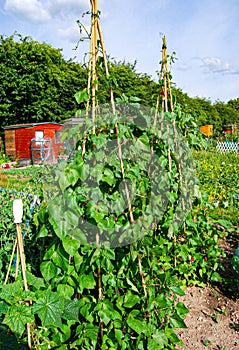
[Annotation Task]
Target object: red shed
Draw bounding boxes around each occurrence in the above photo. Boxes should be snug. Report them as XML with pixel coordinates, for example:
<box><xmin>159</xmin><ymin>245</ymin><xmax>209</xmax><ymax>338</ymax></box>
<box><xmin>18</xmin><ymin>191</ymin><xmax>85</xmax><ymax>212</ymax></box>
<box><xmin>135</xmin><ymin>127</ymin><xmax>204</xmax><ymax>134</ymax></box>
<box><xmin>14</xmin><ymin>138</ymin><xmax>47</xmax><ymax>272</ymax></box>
<box><xmin>4</xmin><ymin>122</ymin><xmax>63</xmax><ymax>164</ymax></box>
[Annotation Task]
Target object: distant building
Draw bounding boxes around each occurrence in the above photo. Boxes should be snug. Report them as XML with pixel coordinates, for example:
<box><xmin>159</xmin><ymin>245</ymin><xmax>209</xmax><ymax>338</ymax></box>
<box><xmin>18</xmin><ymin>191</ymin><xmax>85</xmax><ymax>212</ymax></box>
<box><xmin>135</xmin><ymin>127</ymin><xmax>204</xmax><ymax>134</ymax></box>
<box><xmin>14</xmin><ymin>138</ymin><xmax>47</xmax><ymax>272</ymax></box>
<box><xmin>3</xmin><ymin>122</ymin><xmax>63</xmax><ymax>164</ymax></box>
<box><xmin>222</xmin><ymin>124</ymin><xmax>238</xmax><ymax>134</ymax></box>
<box><xmin>199</xmin><ymin>125</ymin><xmax>213</xmax><ymax>138</ymax></box>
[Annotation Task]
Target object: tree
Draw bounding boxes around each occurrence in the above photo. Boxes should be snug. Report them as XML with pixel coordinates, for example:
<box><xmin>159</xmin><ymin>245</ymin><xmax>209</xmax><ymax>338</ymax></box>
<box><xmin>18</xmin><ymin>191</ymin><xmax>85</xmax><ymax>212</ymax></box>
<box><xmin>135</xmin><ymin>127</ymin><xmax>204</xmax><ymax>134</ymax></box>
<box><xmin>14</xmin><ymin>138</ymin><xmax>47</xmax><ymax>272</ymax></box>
<box><xmin>0</xmin><ymin>34</ymin><xmax>87</xmax><ymax>129</ymax></box>
<box><xmin>214</xmin><ymin>100</ymin><xmax>239</xmax><ymax>131</ymax></box>
<box><xmin>227</xmin><ymin>98</ymin><xmax>239</xmax><ymax>123</ymax></box>
<box><xmin>95</xmin><ymin>59</ymin><xmax>158</xmax><ymax>106</ymax></box>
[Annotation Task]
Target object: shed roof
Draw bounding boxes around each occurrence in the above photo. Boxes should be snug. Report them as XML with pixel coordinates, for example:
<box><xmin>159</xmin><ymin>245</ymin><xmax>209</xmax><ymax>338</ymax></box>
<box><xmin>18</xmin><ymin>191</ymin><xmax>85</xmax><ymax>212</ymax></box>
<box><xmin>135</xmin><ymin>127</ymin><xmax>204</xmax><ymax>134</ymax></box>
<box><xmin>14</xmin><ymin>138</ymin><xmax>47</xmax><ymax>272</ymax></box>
<box><xmin>61</xmin><ymin>117</ymin><xmax>84</xmax><ymax>128</ymax></box>
<box><xmin>4</xmin><ymin>122</ymin><xmax>61</xmax><ymax>130</ymax></box>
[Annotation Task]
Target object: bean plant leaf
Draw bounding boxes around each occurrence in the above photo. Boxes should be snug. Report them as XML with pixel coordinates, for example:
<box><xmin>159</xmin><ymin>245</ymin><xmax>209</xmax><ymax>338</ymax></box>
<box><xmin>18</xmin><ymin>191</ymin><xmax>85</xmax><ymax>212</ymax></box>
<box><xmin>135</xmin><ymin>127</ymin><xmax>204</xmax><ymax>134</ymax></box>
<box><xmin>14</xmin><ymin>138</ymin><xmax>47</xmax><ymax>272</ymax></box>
<box><xmin>155</xmin><ymin>293</ymin><xmax>172</xmax><ymax>308</ymax></box>
<box><xmin>26</xmin><ymin>271</ymin><xmax>45</xmax><ymax>290</ymax></box>
<box><xmin>57</xmin><ymin>284</ymin><xmax>74</xmax><ymax>299</ymax></box>
<box><xmin>78</xmin><ymin>273</ymin><xmax>96</xmax><ymax>292</ymax></box>
<box><xmin>127</xmin><ymin>314</ymin><xmax>146</xmax><ymax>334</ymax></box>
<box><xmin>169</xmin><ymin>313</ymin><xmax>187</xmax><ymax>328</ymax></box>
<box><xmin>65</xmin><ymin>168</ymin><xmax>80</xmax><ymax>187</ymax></box>
<box><xmin>126</xmin><ymin>278</ymin><xmax>139</xmax><ymax>293</ymax></box>
<box><xmin>152</xmin><ymin>330</ymin><xmax>168</xmax><ymax>347</ymax></box>
<box><xmin>175</xmin><ymin>301</ymin><xmax>189</xmax><ymax>318</ymax></box>
<box><xmin>33</xmin><ymin>290</ymin><xmax>64</xmax><ymax>327</ymax></box>
<box><xmin>38</xmin><ymin>224</ymin><xmax>48</xmax><ymax>238</ymax></box>
<box><xmin>114</xmin><ymin>328</ymin><xmax>123</xmax><ymax>345</ymax></box>
<box><xmin>165</xmin><ymin>327</ymin><xmax>184</xmax><ymax>345</ymax></box>
<box><xmin>102</xmin><ymin>168</ymin><xmax>116</xmax><ymax>186</ymax></box>
<box><xmin>148</xmin><ymin>333</ymin><xmax>168</xmax><ymax>350</ymax></box>
<box><xmin>217</xmin><ymin>219</ymin><xmax>232</xmax><ymax>229</ymax></box>
<box><xmin>170</xmin><ymin>286</ymin><xmax>185</xmax><ymax>296</ymax></box>
<box><xmin>98</xmin><ymin>309</ymin><xmax>112</xmax><ymax>325</ymax></box>
<box><xmin>51</xmin><ymin>246</ymin><xmax>69</xmax><ymax>271</ymax></box>
<box><xmin>63</xmin><ymin>298</ymin><xmax>79</xmax><ymax>321</ymax></box>
<box><xmin>40</xmin><ymin>261</ymin><xmax>58</xmax><ymax>282</ymax></box>
<box><xmin>124</xmin><ymin>291</ymin><xmax>140</xmax><ymax>308</ymax></box>
<box><xmin>210</xmin><ymin>271</ymin><xmax>222</xmax><ymax>282</ymax></box>
<box><xmin>74</xmin><ymin>89</ymin><xmax>88</xmax><ymax>104</ymax></box>
<box><xmin>62</xmin><ymin>235</ymin><xmax>81</xmax><ymax>256</ymax></box>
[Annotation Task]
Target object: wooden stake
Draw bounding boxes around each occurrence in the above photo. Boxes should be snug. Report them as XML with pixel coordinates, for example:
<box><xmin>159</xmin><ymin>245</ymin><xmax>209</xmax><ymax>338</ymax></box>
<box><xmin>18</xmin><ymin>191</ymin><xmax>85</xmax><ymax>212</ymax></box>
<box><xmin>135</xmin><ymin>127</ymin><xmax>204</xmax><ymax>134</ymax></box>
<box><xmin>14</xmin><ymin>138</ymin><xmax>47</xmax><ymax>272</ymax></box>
<box><xmin>16</xmin><ymin>224</ymin><xmax>32</xmax><ymax>349</ymax></box>
<box><xmin>115</xmin><ymin>125</ymin><xmax>134</xmax><ymax>224</ymax></box>
<box><xmin>95</xmin><ymin>8</ymin><xmax>134</xmax><ymax>224</ymax></box>
<box><xmin>159</xmin><ymin>37</ymin><xmax>181</xmax><ymax>268</ymax></box>
<box><xmin>160</xmin><ymin>36</ymin><xmax>174</xmax><ymax>113</ymax></box>
<box><xmin>90</xmin><ymin>0</ymin><xmax>98</xmax><ymax>134</ymax></box>
<box><xmin>88</xmin><ymin>2</ymin><xmax>104</xmax><ymax>344</ymax></box>
<box><xmin>138</xmin><ymin>256</ymin><xmax>148</xmax><ymax>298</ymax></box>
<box><xmin>97</xmin><ymin>19</ymin><xmax>115</xmax><ymax>113</ymax></box>
<box><xmin>15</xmin><ymin>246</ymin><xmax>20</xmax><ymax>279</ymax></box>
<box><xmin>4</xmin><ymin>238</ymin><xmax>17</xmax><ymax>284</ymax></box>
<box><xmin>16</xmin><ymin>223</ymin><xmax>28</xmax><ymax>291</ymax></box>
<box><xmin>12</xmin><ymin>199</ymin><xmax>31</xmax><ymax>349</ymax></box>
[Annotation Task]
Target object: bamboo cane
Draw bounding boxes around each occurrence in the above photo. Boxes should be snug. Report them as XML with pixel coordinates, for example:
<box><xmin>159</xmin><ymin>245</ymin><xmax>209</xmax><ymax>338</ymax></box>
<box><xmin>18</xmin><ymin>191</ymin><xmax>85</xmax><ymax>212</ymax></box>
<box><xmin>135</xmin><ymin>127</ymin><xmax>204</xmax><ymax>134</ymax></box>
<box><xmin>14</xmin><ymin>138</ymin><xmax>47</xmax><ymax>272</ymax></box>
<box><xmin>161</xmin><ymin>37</ymin><xmax>172</xmax><ymax>173</ymax></box>
<box><xmin>138</xmin><ymin>256</ymin><xmax>148</xmax><ymax>298</ymax></box>
<box><xmin>115</xmin><ymin>125</ymin><xmax>135</xmax><ymax>224</ymax></box>
<box><xmin>159</xmin><ymin>37</ymin><xmax>181</xmax><ymax>268</ymax></box>
<box><xmin>16</xmin><ymin>223</ymin><xmax>28</xmax><ymax>291</ymax></box>
<box><xmin>89</xmin><ymin>2</ymin><xmax>104</xmax><ymax>344</ymax></box>
<box><xmin>97</xmin><ymin>20</ymin><xmax>115</xmax><ymax>113</ymax></box>
<box><xmin>87</xmin><ymin>2</ymin><xmax>135</xmax><ymax>343</ymax></box>
<box><xmin>4</xmin><ymin>238</ymin><xmax>17</xmax><ymax>284</ymax></box>
<box><xmin>85</xmin><ymin>31</ymin><xmax>93</xmax><ymax>117</ymax></box>
<box><xmin>13</xmin><ymin>199</ymin><xmax>32</xmax><ymax>349</ymax></box>
<box><xmin>82</xmin><ymin>27</ymin><xmax>93</xmax><ymax>158</ymax></box>
<box><xmin>161</xmin><ymin>36</ymin><xmax>174</xmax><ymax>113</ymax></box>
<box><xmin>15</xmin><ymin>246</ymin><xmax>20</xmax><ymax>279</ymax></box>
<box><xmin>91</xmin><ymin>0</ymin><xmax>98</xmax><ymax>134</ymax></box>
<box><xmin>95</xmin><ymin>12</ymin><xmax>134</xmax><ymax>224</ymax></box>
<box><xmin>16</xmin><ymin>223</ymin><xmax>32</xmax><ymax>348</ymax></box>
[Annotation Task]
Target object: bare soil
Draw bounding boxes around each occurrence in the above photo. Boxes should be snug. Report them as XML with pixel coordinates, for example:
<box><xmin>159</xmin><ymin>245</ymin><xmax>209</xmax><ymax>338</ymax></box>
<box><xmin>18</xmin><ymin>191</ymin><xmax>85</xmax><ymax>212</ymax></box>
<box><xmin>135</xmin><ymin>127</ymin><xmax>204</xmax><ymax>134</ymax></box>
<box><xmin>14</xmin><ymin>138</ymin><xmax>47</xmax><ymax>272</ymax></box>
<box><xmin>176</xmin><ymin>235</ymin><xmax>239</xmax><ymax>350</ymax></box>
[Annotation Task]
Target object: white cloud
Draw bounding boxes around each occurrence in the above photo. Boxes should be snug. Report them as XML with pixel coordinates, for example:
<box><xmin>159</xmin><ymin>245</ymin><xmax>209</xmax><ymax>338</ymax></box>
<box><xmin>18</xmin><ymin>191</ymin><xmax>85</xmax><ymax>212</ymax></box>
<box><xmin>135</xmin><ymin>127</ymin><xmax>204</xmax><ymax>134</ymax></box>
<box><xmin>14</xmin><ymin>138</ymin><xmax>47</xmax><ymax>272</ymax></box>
<box><xmin>48</xmin><ymin>0</ymin><xmax>89</xmax><ymax>19</ymax></box>
<box><xmin>4</xmin><ymin>0</ymin><xmax>89</xmax><ymax>22</ymax></box>
<box><xmin>4</xmin><ymin>0</ymin><xmax>51</xmax><ymax>22</ymax></box>
<box><xmin>57</xmin><ymin>23</ymin><xmax>90</xmax><ymax>44</ymax></box>
<box><xmin>175</xmin><ymin>63</ymin><xmax>189</xmax><ymax>72</ymax></box>
<box><xmin>201</xmin><ymin>57</ymin><xmax>231</xmax><ymax>73</ymax></box>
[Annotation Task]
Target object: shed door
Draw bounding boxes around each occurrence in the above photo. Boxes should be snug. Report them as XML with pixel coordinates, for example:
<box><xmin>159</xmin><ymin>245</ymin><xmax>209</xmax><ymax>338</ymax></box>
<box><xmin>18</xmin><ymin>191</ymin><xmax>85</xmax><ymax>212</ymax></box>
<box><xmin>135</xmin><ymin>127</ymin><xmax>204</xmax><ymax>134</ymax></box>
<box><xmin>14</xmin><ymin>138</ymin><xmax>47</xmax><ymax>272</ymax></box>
<box><xmin>4</xmin><ymin>129</ymin><xmax>16</xmax><ymax>159</ymax></box>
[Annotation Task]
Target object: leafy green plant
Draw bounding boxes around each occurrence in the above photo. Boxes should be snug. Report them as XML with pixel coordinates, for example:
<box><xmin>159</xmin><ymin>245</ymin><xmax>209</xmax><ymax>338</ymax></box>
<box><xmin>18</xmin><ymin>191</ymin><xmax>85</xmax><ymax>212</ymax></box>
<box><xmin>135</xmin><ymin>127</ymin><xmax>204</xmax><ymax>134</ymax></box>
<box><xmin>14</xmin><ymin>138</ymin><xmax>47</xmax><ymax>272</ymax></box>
<box><xmin>0</xmin><ymin>150</ymin><xmax>9</xmax><ymax>165</ymax></box>
<box><xmin>202</xmin><ymin>339</ymin><xmax>215</xmax><ymax>347</ymax></box>
<box><xmin>231</xmin><ymin>323</ymin><xmax>239</xmax><ymax>332</ymax></box>
<box><xmin>209</xmin><ymin>312</ymin><xmax>220</xmax><ymax>323</ymax></box>
<box><xmin>0</xmin><ymin>13</ymin><xmax>233</xmax><ymax>349</ymax></box>
<box><xmin>0</xmin><ymin>106</ymin><xmax>228</xmax><ymax>349</ymax></box>
<box><xmin>0</xmin><ymin>176</ymin><xmax>42</xmax><ymax>285</ymax></box>
<box><xmin>216</xmin><ymin>307</ymin><xmax>226</xmax><ymax>316</ymax></box>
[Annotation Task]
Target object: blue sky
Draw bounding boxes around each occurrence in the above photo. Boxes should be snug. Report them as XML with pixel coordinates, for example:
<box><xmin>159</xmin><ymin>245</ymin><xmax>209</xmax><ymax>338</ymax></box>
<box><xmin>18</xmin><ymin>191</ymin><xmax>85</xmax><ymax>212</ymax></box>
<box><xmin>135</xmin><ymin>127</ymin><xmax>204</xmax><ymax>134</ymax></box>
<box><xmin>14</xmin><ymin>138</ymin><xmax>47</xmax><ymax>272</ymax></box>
<box><xmin>1</xmin><ymin>0</ymin><xmax>239</xmax><ymax>103</ymax></box>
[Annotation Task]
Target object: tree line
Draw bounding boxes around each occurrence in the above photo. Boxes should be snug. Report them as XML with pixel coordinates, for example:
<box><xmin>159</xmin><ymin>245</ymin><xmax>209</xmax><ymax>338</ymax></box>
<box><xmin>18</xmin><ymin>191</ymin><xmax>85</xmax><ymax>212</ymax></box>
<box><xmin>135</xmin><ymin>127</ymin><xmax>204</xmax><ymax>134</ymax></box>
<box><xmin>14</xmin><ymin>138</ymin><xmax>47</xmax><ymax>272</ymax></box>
<box><xmin>0</xmin><ymin>34</ymin><xmax>238</xmax><ymax>136</ymax></box>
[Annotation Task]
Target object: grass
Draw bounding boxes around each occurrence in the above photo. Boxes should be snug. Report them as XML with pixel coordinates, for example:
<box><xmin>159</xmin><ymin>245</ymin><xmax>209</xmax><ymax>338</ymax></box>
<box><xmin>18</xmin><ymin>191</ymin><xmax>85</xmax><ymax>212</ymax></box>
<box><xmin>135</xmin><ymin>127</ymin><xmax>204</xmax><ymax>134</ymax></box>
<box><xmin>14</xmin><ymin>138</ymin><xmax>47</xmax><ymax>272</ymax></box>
<box><xmin>193</xmin><ymin>149</ymin><xmax>239</xmax><ymax>225</ymax></box>
<box><xmin>0</xmin><ymin>166</ymin><xmax>43</xmax><ymax>191</ymax></box>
